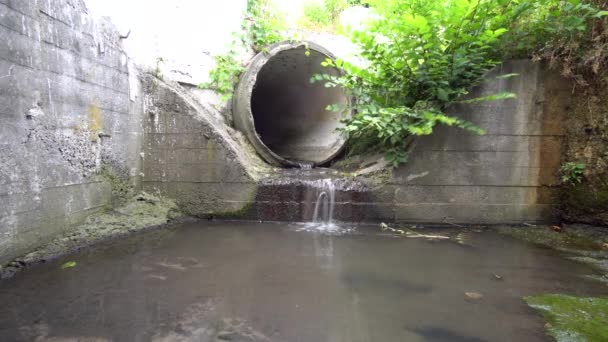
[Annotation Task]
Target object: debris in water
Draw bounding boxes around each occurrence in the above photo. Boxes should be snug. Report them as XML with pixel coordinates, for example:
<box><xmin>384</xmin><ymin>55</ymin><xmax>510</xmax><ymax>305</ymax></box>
<box><xmin>380</xmin><ymin>223</ymin><xmax>405</xmax><ymax>234</ymax></box>
<box><xmin>156</xmin><ymin>261</ymin><xmax>187</xmax><ymax>271</ymax></box>
<box><xmin>380</xmin><ymin>223</ymin><xmax>450</xmax><ymax>240</ymax></box>
<box><xmin>61</xmin><ymin>261</ymin><xmax>77</xmax><ymax>269</ymax></box>
<box><xmin>465</xmin><ymin>292</ymin><xmax>484</xmax><ymax>301</ymax></box>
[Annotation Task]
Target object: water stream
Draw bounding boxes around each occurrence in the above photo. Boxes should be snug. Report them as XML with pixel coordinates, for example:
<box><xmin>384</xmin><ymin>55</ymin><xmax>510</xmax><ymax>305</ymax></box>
<box><xmin>0</xmin><ymin>222</ymin><xmax>606</xmax><ymax>341</ymax></box>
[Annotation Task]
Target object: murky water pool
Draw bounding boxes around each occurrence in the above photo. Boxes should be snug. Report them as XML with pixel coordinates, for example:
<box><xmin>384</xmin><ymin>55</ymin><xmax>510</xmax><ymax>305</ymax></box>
<box><xmin>1</xmin><ymin>222</ymin><xmax>606</xmax><ymax>342</ymax></box>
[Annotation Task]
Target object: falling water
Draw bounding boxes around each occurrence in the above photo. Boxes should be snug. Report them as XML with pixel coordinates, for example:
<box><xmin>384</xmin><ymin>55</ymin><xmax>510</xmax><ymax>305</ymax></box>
<box><xmin>259</xmin><ymin>169</ymin><xmax>366</xmax><ymax>234</ymax></box>
<box><xmin>311</xmin><ymin>179</ymin><xmax>336</xmax><ymax>224</ymax></box>
<box><xmin>305</xmin><ymin>178</ymin><xmax>339</xmax><ymax>232</ymax></box>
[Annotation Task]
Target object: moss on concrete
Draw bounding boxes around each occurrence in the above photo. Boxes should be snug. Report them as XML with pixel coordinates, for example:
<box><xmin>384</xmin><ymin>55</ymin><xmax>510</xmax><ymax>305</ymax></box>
<box><xmin>562</xmin><ymin>182</ymin><xmax>608</xmax><ymax>226</ymax></box>
<box><xmin>498</xmin><ymin>226</ymin><xmax>606</xmax><ymax>252</ymax></box>
<box><xmin>1</xmin><ymin>192</ymin><xmax>183</xmax><ymax>279</ymax></box>
<box><xmin>212</xmin><ymin>201</ymin><xmax>255</xmax><ymax>220</ymax></box>
<box><xmin>525</xmin><ymin>294</ymin><xmax>608</xmax><ymax>342</ymax></box>
<box><xmin>97</xmin><ymin>166</ymin><xmax>134</xmax><ymax>205</ymax></box>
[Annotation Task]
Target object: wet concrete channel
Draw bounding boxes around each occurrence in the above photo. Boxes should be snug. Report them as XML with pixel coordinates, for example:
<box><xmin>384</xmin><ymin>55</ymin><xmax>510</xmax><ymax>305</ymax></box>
<box><xmin>0</xmin><ymin>221</ymin><xmax>606</xmax><ymax>342</ymax></box>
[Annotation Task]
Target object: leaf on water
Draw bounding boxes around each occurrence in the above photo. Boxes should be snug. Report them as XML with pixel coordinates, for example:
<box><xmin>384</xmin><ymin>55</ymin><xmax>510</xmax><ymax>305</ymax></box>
<box><xmin>61</xmin><ymin>261</ymin><xmax>77</xmax><ymax>269</ymax></box>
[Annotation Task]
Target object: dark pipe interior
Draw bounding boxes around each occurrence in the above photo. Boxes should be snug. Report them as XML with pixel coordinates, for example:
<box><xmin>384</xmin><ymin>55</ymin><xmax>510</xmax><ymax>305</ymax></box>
<box><xmin>250</xmin><ymin>46</ymin><xmax>347</xmax><ymax>164</ymax></box>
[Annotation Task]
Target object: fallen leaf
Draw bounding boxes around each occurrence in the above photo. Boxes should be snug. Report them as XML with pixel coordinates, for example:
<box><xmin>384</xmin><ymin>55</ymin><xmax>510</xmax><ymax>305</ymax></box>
<box><xmin>61</xmin><ymin>261</ymin><xmax>77</xmax><ymax>269</ymax></box>
<box><xmin>465</xmin><ymin>292</ymin><xmax>483</xmax><ymax>300</ymax></box>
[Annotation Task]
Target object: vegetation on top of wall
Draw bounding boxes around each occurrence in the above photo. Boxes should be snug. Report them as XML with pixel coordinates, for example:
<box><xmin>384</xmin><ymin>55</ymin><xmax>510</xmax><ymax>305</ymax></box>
<box><xmin>314</xmin><ymin>0</ymin><xmax>607</xmax><ymax>167</ymax></box>
<box><xmin>501</xmin><ymin>0</ymin><xmax>608</xmax><ymax>86</ymax></box>
<box><xmin>245</xmin><ymin>0</ymin><xmax>288</xmax><ymax>51</ymax></box>
<box><xmin>548</xmin><ymin>0</ymin><xmax>608</xmax><ymax>226</ymax></box>
<box><xmin>298</xmin><ymin>0</ymin><xmax>350</xmax><ymax>32</ymax></box>
<box><xmin>201</xmin><ymin>0</ymin><xmax>289</xmax><ymax>100</ymax></box>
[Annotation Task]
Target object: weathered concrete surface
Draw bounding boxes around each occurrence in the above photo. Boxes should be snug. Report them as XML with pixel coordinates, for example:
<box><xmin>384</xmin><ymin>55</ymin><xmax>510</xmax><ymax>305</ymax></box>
<box><xmin>0</xmin><ymin>192</ymin><xmax>183</xmax><ymax>279</ymax></box>
<box><xmin>0</xmin><ymin>0</ymin><xmax>575</xmax><ymax>268</ymax></box>
<box><xmin>233</xmin><ymin>41</ymin><xmax>349</xmax><ymax>167</ymax></box>
<box><xmin>142</xmin><ymin>75</ymin><xmax>270</xmax><ymax>217</ymax></box>
<box><xmin>362</xmin><ymin>60</ymin><xmax>569</xmax><ymax>224</ymax></box>
<box><xmin>146</xmin><ymin>59</ymin><xmax>569</xmax><ymax>225</ymax></box>
<box><xmin>0</xmin><ymin>0</ymin><xmax>144</xmax><ymax>264</ymax></box>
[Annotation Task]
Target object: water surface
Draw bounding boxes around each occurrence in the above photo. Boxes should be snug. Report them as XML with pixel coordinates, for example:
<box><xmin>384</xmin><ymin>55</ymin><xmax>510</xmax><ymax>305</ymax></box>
<box><xmin>0</xmin><ymin>222</ymin><xmax>606</xmax><ymax>342</ymax></box>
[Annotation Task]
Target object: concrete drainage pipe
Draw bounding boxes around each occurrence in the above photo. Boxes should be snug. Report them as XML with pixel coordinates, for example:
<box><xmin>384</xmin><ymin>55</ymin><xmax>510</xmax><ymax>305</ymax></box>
<box><xmin>233</xmin><ymin>41</ymin><xmax>351</xmax><ymax>167</ymax></box>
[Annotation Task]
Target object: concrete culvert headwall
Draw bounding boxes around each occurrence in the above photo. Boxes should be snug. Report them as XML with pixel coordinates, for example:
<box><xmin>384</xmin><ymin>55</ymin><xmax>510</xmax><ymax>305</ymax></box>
<box><xmin>234</xmin><ymin>41</ymin><xmax>350</xmax><ymax>167</ymax></box>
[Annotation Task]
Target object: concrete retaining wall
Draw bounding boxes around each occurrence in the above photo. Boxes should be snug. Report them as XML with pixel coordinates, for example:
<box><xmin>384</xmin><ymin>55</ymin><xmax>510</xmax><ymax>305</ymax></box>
<box><xmin>0</xmin><ymin>1</ymin><xmax>570</xmax><ymax>266</ymax></box>
<box><xmin>368</xmin><ymin>60</ymin><xmax>569</xmax><ymax>224</ymax></box>
<box><xmin>140</xmin><ymin>60</ymin><xmax>568</xmax><ymax>225</ymax></box>
<box><xmin>141</xmin><ymin>76</ymin><xmax>267</xmax><ymax>217</ymax></box>
<box><xmin>0</xmin><ymin>0</ymin><xmax>144</xmax><ymax>264</ymax></box>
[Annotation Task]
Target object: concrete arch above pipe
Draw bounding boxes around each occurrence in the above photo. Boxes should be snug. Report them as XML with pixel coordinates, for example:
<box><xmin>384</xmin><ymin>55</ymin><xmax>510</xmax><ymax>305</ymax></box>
<box><xmin>233</xmin><ymin>41</ymin><xmax>351</xmax><ymax>167</ymax></box>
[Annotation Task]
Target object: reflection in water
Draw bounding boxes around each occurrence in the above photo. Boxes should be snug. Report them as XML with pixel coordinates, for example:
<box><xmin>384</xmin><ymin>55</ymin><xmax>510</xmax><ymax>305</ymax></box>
<box><xmin>340</xmin><ymin>272</ymin><xmax>432</xmax><ymax>295</ymax></box>
<box><xmin>409</xmin><ymin>326</ymin><xmax>489</xmax><ymax>342</ymax></box>
<box><xmin>0</xmin><ymin>222</ymin><xmax>606</xmax><ymax>342</ymax></box>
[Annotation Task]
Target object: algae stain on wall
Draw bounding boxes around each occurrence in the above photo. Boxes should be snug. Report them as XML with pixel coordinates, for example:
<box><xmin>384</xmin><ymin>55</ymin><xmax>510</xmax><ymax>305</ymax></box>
<box><xmin>88</xmin><ymin>101</ymin><xmax>104</xmax><ymax>142</ymax></box>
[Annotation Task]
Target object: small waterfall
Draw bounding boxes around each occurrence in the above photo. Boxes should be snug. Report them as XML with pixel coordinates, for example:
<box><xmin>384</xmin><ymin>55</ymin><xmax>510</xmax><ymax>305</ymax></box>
<box><xmin>257</xmin><ymin>169</ymin><xmax>367</xmax><ymax>233</ymax></box>
<box><xmin>306</xmin><ymin>179</ymin><xmax>338</xmax><ymax>231</ymax></box>
<box><xmin>311</xmin><ymin>179</ymin><xmax>336</xmax><ymax>224</ymax></box>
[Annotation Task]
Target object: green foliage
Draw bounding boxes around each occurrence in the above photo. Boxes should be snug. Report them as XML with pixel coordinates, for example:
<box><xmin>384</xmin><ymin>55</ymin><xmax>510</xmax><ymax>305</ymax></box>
<box><xmin>204</xmin><ymin>48</ymin><xmax>245</xmax><ymax>101</ymax></box>
<box><xmin>299</xmin><ymin>0</ymin><xmax>349</xmax><ymax>32</ymax></box>
<box><xmin>315</xmin><ymin>0</ymin><xmax>605</xmax><ymax>167</ymax></box>
<box><xmin>500</xmin><ymin>0</ymin><xmax>608</xmax><ymax>82</ymax></box>
<box><xmin>525</xmin><ymin>294</ymin><xmax>608</xmax><ymax>342</ymax></box>
<box><xmin>561</xmin><ymin>162</ymin><xmax>586</xmax><ymax>185</ymax></box>
<box><xmin>315</xmin><ymin>0</ymin><xmax>519</xmax><ymax>166</ymax></box>
<box><xmin>201</xmin><ymin>0</ymin><xmax>288</xmax><ymax>100</ymax></box>
<box><xmin>245</xmin><ymin>0</ymin><xmax>288</xmax><ymax>51</ymax></box>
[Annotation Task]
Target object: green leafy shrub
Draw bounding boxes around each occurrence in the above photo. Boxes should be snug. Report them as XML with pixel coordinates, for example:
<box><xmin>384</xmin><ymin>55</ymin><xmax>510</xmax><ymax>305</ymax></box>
<box><xmin>314</xmin><ymin>0</ymin><xmax>521</xmax><ymax>166</ymax></box>
<box><xmin>501</xmin><ymin>0</ymin><xmax>608</xmax><ymax>84</ymax></box>
<box><xmin>204</xmin><ymin>49</ymin><xmax>245</xmax><ymax>101</ymax></box>
<box><xmin>245</xmin><ymin>0</ymin><xmax>288</xmax><ymax>51</ymax></box>
<box><xmin>299</xmin><ymin>0</ymin><xmax>349</xmax><ymax>32</ymax></box>
<box><xmin>315</xmin><ymin>0</ymin><xmax>605</xmax><ymax>167</ymax></box>
<box><xmin>561</xmin><ymin>162</ymin><xmax>586</xmax><ymax>185</ymax></box>
<box><xmin>201</xmin><ymin>0</ymin><xmax>288</xmax><ymax>100</ymax></box>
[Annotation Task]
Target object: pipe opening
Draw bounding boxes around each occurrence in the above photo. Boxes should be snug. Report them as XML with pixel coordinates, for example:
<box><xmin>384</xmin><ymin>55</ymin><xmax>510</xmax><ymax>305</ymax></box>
<box><xmin>234</xmin><ymin>42</ymin><xmax>350</xmax><ymax>167</ymax></box>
